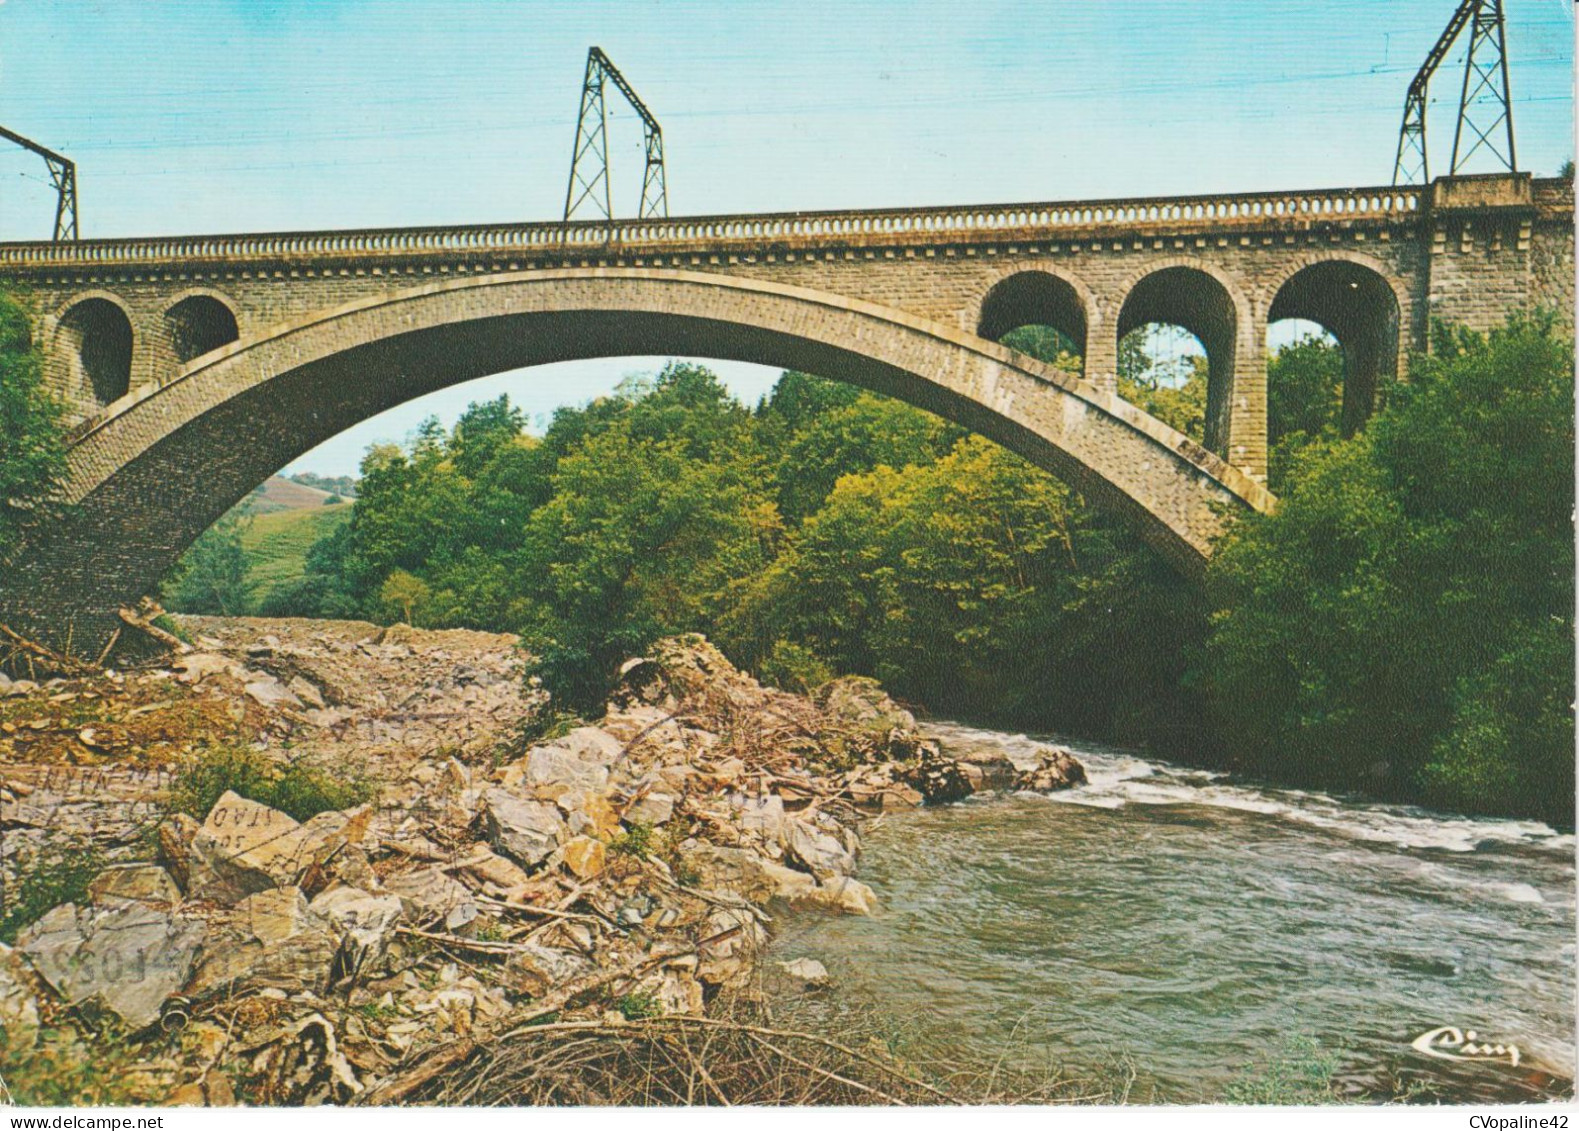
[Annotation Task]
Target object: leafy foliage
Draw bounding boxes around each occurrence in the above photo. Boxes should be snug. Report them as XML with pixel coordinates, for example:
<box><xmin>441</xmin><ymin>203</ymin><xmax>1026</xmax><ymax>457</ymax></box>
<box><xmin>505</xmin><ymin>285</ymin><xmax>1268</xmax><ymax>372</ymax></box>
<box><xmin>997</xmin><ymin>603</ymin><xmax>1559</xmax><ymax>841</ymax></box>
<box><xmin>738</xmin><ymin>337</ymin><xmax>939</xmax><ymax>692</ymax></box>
<box><xmin>0</xmin><ymin>291</ymin><xmax>68</xmax><ymax>563</ymax></box>
<box><xmin>169</xmin><ymin>745</ymin><xmax>375</xmax><ymax>823</ymax></box>
<box><xmin>161</xmin><ymin>511</ymin><xmax>253</xmax><ymax>615</ymax></box>
<box><xmin>1206</xmin><ymin>317</ymin><xmax>1573</xmax><ymax>822</ymax></box>
<box><xmin>1267</xmin><ymin>335</ymin><xmax>1345</xmax><ymax>491</ymax></box>
<box><xmin>0</xmin><ymin>842</ymin><xmax>103</xmax><ymax>945</ymax></box>
<box><xmin>1117</xmin><ymin>329</ymin><xmax>1208</xmax><ymax>443</ymax></box>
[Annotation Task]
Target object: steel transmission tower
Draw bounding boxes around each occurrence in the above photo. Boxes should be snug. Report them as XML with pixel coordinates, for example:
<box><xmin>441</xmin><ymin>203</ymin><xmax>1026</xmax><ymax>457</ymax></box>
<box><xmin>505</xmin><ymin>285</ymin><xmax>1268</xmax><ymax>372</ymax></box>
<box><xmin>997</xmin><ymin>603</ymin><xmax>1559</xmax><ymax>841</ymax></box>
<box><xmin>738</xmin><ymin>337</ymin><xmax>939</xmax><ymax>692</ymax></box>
<box><xmin>0</xmin><ymin>124</ymin><xmax>77</xmax><ymax>240</ymax></box>
<box><xmin>563</xmin><ymin>47</ymin><xmax>669</xmax><ymax>222</ymax></box>
<box><xmin>1392</xmin><ymin>0</ymin><xmax>1517</xmax><ymax>186</ymax></box>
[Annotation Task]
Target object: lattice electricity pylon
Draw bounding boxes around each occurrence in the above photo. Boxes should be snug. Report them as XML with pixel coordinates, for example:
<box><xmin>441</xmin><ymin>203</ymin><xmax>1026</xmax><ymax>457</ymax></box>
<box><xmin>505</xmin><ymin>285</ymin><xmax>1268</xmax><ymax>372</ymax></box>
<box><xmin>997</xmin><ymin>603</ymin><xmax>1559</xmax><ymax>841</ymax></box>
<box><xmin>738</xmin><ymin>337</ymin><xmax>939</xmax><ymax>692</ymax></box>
<box><xmin>563</xmin><ymin>47</ymin><xmax>668</xmax><ymax>221</ymax></box>
<box><xmin>1392</xmin><ymin>0</ymin><xmax>1517</xmax><ymax>185</ymax></box>
<box><xmin>0</xmin><ymin>123</ymin><xmax>77</xmax><ymax>240</ymax></box>
<box><xmin>1450</xmin><ymin>0</ymin><xmax>1516</xmax><ymax>176</ymax></box>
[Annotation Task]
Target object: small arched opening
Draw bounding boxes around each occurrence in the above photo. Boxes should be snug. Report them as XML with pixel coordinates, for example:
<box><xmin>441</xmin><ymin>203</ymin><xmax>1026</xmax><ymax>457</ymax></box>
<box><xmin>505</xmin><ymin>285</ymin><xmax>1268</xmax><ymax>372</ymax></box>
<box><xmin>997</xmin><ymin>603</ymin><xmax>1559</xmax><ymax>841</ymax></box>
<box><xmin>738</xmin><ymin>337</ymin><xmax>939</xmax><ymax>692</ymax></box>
<box><xmin>58</xmin><ymin>297</ymin><xmax>134</xmax><ymax>406</ymax></box>
<box><xmin>1117</xmin><ymin>267</ymin><xmax>1238</xmax><ymax>452</ymax></box>
<box><xmin>1268</xmin><ymin>260</ymin><xmax>1400</xmax><ymax>438</ymax></box>
<box><xmin>978</xmin><ymin>271</ymin><xmax>1087</xmax><ymax>370</ymax></box>
<box><xmin>165</xmin><ymin>294</ymin><xmax>240</xmax><ymax>364</ymax></box>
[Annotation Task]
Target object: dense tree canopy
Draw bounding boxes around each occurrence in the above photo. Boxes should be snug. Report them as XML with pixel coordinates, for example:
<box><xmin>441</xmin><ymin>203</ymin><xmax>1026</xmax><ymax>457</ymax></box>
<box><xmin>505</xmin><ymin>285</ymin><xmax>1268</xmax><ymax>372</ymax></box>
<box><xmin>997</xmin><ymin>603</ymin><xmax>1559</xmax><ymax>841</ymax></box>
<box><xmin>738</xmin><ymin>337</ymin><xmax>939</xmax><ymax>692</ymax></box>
<box><xmin>160</xmin><ymin>315</ymin><xmax>1573</xmax><ymax>822</ymax></box>
<box><xmin>1206</xmin><ymin>317</ymin><xmax>1573</xmax><ymax>822</ymax></box>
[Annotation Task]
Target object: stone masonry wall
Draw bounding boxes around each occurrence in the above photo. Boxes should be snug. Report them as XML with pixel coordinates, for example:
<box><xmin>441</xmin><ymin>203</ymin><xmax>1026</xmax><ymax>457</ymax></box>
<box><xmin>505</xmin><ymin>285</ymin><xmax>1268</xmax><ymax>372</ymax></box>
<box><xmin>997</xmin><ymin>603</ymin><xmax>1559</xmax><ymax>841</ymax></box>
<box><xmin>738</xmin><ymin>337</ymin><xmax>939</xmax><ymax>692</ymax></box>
<box><xmin>3</xmin><ymin>175</ymin><xmax>1571</xmax><ymax>486</ymax></box>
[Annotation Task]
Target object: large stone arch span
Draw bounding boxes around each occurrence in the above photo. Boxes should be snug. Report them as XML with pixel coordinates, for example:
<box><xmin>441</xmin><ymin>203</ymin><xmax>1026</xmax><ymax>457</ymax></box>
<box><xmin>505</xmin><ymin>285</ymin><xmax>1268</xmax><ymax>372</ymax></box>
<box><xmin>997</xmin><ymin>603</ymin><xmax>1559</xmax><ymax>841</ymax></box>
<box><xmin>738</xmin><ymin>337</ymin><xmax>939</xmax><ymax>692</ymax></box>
<box><xmin>0</xmin><ymin>268</ymin><xmax>1273</xmax><ymax>655</ymax></box>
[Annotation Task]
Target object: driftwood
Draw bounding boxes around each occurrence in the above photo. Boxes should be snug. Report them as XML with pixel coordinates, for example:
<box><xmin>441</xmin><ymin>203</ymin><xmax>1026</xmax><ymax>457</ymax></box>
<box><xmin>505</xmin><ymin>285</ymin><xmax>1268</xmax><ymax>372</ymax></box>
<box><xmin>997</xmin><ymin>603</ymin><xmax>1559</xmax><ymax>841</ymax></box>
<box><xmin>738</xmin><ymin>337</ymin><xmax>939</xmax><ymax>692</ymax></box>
<box><xmin>0</xmin><ymin>621</ymin><xmax>98</xmax><ymax>677</ymax></box>
<box><xmin>358</xmin><ymin>1037</ymin><xmax>480</xmax><ymax>1105</ymax></box>
<box><xmin>118</xmin><ymin>605</ymin><xmax>191</xmax><ymax>654</ymax></box>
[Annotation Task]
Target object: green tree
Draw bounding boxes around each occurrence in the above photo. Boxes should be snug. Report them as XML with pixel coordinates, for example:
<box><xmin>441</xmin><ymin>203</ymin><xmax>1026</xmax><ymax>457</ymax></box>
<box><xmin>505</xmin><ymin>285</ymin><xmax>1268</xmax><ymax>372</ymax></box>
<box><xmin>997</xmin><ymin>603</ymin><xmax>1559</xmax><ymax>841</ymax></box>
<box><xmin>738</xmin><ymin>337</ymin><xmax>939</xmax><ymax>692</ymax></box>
<box><xmin>1204</xmin><ymin>316</ymin><xmax>1574</xmax><ymax>821</ymax></box>
<box><xmin>1117</xmin><ymin>329</ymin><xmax>1208</xmax><ymax>443</ymax></box>
<box><xmin>450</xmin><ymin>395</ymin><xmax>527</xmax><ymax>479</ymax></box>
<box><xmin>759</xmin><ymin>373</ymin><xmax>960</xmax><ymax>523</ymax></box>
<box><xmin>1266</xmin><ymin>335</ymin><xmax>1344</xmax><ymax>490</ymax></box>
<box><xmin>380</xmin><ymin>568</ymin><xmax>431</xmax><ymax>625</ymax></box>
<box><xmin>515</xmin><ymin>421</ymin><xmax>778</xmax><ymax>709</ymax></box>
<box><xmin>998</xmin><ymin>324</ymin><xmax>1082</xmax><ymax>371</ymax></box>
<box><xmin>0</xmin><ymin>293</ymin><xmax>68</xmax><ymax>562</ymax></box>
<box><xmin>163</xmin><ymin>512</ymin><xmax>253</xmax><ymax>615</ymax></box>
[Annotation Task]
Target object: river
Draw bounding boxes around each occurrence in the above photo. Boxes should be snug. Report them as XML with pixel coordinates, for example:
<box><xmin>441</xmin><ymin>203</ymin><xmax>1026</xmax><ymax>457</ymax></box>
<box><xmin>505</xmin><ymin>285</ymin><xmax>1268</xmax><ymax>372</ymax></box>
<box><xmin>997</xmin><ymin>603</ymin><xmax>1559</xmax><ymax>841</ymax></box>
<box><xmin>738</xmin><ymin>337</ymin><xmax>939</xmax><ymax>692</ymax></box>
<box><xmin>774</xmin><ymin>722</ymin><xmax>1576</xmax><ymax>1104</ymax></box>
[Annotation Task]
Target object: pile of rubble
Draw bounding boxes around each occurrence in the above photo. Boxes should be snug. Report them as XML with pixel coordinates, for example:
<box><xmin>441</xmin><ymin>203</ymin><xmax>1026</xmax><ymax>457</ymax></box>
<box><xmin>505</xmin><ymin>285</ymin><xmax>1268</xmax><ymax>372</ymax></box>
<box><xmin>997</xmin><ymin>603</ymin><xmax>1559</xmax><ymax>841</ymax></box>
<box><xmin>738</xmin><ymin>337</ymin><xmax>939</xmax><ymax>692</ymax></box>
<box><xmin>0</xmin><ymin>621</ymin><xmax>1085</xmax><ymax>1105</ymax></box>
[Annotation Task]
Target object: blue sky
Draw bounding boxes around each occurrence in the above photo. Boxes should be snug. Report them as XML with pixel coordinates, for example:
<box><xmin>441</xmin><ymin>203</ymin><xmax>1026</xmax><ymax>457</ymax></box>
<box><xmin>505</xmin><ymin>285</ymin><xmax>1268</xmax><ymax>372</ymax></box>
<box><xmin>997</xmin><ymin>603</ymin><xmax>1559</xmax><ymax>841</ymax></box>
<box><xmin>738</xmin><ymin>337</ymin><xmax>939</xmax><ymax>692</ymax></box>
<box><xmin>1</xmin><ymin>0</ymin><xmax>1571</xmax><ymax>475</ymax></box>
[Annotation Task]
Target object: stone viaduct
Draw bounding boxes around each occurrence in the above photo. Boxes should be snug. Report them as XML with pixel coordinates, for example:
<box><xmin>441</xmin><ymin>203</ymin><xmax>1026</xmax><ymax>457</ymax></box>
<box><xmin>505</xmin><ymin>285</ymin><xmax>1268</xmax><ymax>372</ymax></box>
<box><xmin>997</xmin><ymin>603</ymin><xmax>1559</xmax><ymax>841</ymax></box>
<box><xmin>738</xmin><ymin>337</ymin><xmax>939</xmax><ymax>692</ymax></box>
<box><xmin>0</xmin><ymin>171</ymin><xmax>1569</xmax><ymax>656</ymax></box>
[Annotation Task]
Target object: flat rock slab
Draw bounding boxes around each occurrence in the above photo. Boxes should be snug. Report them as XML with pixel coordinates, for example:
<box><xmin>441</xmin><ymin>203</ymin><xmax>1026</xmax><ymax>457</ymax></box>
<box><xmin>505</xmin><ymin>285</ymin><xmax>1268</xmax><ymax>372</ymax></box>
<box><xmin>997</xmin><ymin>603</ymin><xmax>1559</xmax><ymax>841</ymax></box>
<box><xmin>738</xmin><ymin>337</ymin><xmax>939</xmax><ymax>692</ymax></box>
<box><xmin>87</xmin><ymin>863</ymin><xmax>182</xmax><ymax>909</ymax></box>
<box><xmin>18</xmin><ymin>901</ymin><xmax>204</xmax><ymax>1028</ymax></box>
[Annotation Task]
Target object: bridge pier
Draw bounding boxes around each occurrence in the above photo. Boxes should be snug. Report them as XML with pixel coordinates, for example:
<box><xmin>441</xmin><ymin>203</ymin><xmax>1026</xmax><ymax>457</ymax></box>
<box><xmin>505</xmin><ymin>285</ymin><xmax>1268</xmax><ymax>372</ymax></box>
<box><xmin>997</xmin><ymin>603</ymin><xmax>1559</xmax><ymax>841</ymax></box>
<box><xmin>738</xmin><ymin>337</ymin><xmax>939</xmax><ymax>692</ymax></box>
<box><xmin>1222</xmin><ymin>336</ymin><xmax>1268</xmax><ymax>482</ymax></box>
<box><xmin>1081</xmin><ymin>322</ymin><xmax>1119</xmax><ymax>396</ymax></box>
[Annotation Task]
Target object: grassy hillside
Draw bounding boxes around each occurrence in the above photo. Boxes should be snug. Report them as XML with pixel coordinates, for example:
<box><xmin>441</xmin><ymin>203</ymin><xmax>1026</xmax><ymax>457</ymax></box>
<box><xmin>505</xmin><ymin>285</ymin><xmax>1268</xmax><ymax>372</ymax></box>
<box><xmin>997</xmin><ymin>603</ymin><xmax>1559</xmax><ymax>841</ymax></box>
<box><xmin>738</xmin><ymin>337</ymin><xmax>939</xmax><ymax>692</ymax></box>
<box><xmin>245</xmin><ymin>475</ymin><xmax>339</xmax><ymax>515</ymax></box>
<box><xmin>241</xmin><ymin>503</ymin><xmax>352</xmax><ymax>595</ymax></box>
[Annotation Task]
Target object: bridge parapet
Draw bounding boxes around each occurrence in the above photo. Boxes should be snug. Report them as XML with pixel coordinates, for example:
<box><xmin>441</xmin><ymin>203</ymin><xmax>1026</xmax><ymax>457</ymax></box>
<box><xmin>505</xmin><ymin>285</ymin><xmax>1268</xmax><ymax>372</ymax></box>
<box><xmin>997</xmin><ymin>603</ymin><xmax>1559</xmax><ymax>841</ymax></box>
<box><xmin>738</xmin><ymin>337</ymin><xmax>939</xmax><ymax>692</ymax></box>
<box><xmin>0</xmin><ymin>184</ymin><xmax>1434</xmax><ymax>268</ymax></box>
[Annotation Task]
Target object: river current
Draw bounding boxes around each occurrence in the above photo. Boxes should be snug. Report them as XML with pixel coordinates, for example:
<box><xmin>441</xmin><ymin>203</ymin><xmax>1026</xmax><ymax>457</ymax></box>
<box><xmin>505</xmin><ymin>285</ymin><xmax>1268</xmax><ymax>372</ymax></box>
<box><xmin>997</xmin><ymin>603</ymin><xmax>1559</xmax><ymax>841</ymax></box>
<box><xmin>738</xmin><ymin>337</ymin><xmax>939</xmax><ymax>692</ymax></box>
<box><xmin>774</xmin><ymin>722</ymin><xmax>1577</xmax><ymax>1103</ymax></box>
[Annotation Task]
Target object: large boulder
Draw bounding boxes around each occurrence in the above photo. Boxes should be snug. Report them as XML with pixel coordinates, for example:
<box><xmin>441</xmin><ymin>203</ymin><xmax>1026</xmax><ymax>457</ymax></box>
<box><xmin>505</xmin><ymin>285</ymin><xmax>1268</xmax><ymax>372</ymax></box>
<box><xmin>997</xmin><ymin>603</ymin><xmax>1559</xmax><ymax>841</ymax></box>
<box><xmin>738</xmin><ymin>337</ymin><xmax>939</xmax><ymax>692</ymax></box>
<box><xmin>901</xmin><ymin>742</ymin><xmax>975</xmax><ymax>804</ymax></box>
<box><xmin>792</xmin><ymin>876</ymin><xmax>878</xmax><ymax>916</ymax></box>
<box><xmin>517</xmin><ymin>727</ymin><xmax>625</xmax><ymax>791</ymax></box>
<box><xmin>187</xmin><ymin>793</ymin><xmax>372</xmax><ymax>904</ymax></box>
<box><xmin>736</xmin><ymin>794</ymin><xmax>786</xmax><ymax>841</ymax></box>
<box><xmin>1017</xmin><ymin>747</ymin><xmax>1088</xmax><ymax>792</ymax></box>
<box><xmin>382</xmin><ymin>868</ymin><xmax>479</xmax><ymax>931</ymax></box>
<box><xmin>307</xmin><ymin>887</ymin><xmax>404</xmax><ymax>984</ymax></box>
<box><xmin>844</xmin><ymin>764</ymin><xmax>924</xmax><ymax>810</ymax></box>
<box><xmin>481</xmin><ymin>789</ymin><xmax>567</xmax><ymax>869</ymax></box>
<box><xmin>758</xmin><ymin>859</ymin><xmax>819</xmax><ymax>901</ymax></box>
<box><xmin>782</xmin><ymin>818</ymin><xmax>856</xmax><ymax>881</ymax></box>
<box><xmin>772</xmin><ymin>957</ymin><xmax>831</xmax><ymax>989</ymax></box>
<box><xmin>188</xmin><ymin>792</ymin><xmax>305</xmax><ymax>903</ymax></box>
<box><xmin>18</xmin><ymin>901</ymin><xmax>204</xmax><ymax>1028</ymax></box>
<box><xmin>186</xmin><ymin>887</ymin><xmax>340</xmax><ymax>996</ymax></box>
<box><xmin>949</xmin><ymin>748</ymin><xmax>1020</xmax><ymax>792</ymax></box>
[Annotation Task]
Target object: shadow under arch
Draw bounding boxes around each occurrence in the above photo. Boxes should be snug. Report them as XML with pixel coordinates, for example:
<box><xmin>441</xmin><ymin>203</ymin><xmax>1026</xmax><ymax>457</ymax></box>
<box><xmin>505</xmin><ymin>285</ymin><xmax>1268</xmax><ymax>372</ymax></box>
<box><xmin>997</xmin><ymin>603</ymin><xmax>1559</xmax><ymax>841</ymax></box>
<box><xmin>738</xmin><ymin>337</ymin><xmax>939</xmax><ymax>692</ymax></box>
<box><xmin>54</xmin><ymin>296</ymin><xmax>134</xmax><ymax>406</ymax></box>
<box><xmin>978</xmin><ymin>270</ymin><xmax>1090</xmax><ymax>358</ymax></box>
<box><xmin>1117</xmin><ymin>265</ymin><xmax>1239</xmax><ymax>457</ymax></box>
<box><xmin>1268</xmin><ymin>258</ymin><xmax>1401</xmax><ymax>436</ymax></box>
<box><xmin>165</xmin><ymin>292</ymin><xmax>241</xmax><ymax>364</ymax></box>
<box><xmin>0</xmin><ymin>269</ymin><xmax>1272</xmax><ymax>655</ymax></box>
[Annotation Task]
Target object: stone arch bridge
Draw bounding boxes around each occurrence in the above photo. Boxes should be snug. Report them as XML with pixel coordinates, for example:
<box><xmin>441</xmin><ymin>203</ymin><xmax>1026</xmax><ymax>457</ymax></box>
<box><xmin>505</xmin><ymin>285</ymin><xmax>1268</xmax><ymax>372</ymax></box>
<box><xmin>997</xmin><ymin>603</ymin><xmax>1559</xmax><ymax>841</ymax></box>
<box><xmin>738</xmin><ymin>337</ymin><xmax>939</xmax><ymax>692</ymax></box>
<box><xmin>0</xmin><ymin>172</ymin><xmax>1569</xmax><ymax>656</ymax></box>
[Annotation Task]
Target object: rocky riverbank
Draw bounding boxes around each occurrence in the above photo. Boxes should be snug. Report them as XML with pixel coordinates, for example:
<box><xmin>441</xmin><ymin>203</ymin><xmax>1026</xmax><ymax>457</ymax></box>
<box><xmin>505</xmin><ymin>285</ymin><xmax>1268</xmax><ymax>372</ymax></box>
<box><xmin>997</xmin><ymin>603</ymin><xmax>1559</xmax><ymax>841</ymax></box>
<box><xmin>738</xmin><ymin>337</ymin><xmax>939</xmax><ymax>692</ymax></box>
<box><xmin>0</xmin><ymin>616</ymin><xmax>1084</xmax><ymax>1106</ymax></box>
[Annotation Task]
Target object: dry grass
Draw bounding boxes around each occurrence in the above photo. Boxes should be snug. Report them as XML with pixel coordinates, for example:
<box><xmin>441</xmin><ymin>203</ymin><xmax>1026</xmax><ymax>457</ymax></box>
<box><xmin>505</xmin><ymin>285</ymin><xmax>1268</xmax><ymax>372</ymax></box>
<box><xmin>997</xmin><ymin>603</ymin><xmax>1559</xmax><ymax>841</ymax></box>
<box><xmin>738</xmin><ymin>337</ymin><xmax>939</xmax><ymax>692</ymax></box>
<box><xmin>385</xmin><ymin>992</ymin><xmax>1114</xmax><ymax>1107</ymax></box>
